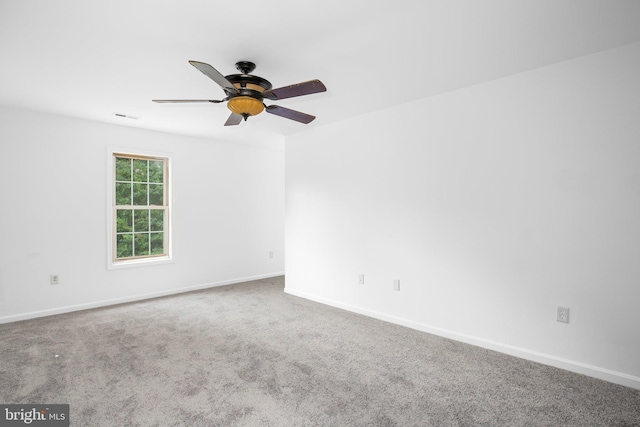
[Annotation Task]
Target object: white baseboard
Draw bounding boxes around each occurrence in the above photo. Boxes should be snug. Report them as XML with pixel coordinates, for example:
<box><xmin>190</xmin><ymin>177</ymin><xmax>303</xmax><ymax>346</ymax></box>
<box><xmin>284</xmin><ymin>287</ymin><xmax>640</xmax><ymax>391</ymax></box>
<box><xmin>0</xmin><ymin>272</ymin><xmax>284</xmax><ymax>325</ymax></box>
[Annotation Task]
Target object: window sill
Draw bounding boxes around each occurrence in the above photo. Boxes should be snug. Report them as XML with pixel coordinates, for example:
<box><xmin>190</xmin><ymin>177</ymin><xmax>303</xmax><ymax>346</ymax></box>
<box><xmin>108</xmin><ymin>256</ymin><xmax>173</xmax><ymax>270</ymax></box>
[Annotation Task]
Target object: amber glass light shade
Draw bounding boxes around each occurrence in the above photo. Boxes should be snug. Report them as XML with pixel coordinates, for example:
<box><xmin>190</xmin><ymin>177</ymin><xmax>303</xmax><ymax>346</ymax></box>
<box><xmin>227</xmin><ymin>96</ymin><xmax>264</xmax><ymax>117</ymax></box>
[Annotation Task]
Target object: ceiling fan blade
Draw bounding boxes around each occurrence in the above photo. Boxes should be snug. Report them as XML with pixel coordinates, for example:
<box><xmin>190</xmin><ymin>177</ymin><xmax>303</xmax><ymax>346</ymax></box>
<box><xmin>266</xmin><ymin>105</ymin><xmax>316</xmax><ymax>124</ymax></box>
<box><xmin>189</xmin><ymin>60</ymin><xmax>239</xmax><ymax>95</ymax></box>
<box><xmin>224</xmin><ymin>113</ymin><xmax>243</xmax><ymax>126</ymax></box>
<box><xmin>263</xmin><ymin>79</ymin><xmax>326</xmax><ymax>100</ymax></box>
<box><xmin>152</xmin><ymin>99</ymin><xmax>224</xmax><ymax>103</ymax></box>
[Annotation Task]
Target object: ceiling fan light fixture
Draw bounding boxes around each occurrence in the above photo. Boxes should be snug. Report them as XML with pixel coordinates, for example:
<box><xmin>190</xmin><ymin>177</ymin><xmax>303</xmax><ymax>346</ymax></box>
<box><xmin>227</xmin><ymin>96</ymin><xmax>264</xmax><ymax>117</ymax></box>
<box><xmin>154</xmin><ymin>60</ymin><xmax>326</xmax><ymax>126</ymax></box>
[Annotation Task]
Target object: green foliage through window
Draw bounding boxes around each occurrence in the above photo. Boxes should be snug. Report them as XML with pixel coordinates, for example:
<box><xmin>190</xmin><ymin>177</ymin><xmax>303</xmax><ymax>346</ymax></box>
<box><xmin>114</xmin><ymin>154</ymin><xmax>168</xmax><ymax>261</ymax></box>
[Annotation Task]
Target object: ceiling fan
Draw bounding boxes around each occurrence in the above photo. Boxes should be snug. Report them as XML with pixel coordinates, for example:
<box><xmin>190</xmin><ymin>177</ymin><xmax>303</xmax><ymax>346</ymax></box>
<box><xmin>153</xmin><ymin>60</ymin><xmax>326</xmax><ymax>126</ymax></box>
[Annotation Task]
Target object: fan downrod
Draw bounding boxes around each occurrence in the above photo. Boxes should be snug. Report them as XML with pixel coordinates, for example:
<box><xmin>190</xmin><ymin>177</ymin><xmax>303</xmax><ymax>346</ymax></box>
<box><xmin>235</xmin><ymin>61</ymin><xmax>256</xmax><ymax>74</ymax></box>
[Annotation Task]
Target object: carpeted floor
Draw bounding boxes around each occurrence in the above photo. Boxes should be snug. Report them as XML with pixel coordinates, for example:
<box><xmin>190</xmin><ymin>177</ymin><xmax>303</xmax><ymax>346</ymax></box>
<box><xmin>1</xmin><ymin>276</ymin><xmax>639</xmax><ymax>426</ymax></box>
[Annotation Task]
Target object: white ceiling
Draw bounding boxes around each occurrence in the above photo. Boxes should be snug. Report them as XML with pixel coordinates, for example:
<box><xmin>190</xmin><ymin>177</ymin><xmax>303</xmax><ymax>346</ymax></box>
<box><xmin>2</xmin><ymin>0</ymin><xmax>640</xmax><ymax>149</ymax></box>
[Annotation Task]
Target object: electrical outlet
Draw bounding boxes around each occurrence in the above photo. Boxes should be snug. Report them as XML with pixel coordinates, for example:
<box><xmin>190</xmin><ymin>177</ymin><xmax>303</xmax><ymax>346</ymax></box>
<box><xmin>557</xmin><ymin>306</ymin><xmax>570</xmax><ymax>323</ymax></box>
<box><xmin>50</xmin><ymin>274</ymin><xmax>59</xmax><ymax>285</ymax></box>
<box><xmin>393</xmin><ymin>279</ymin><xmax>400</xmax><ymax>291</ymax></box>
<box><xmin>358</xmin><ymin>274</ymin><xmax>365</xmax><ymax>284</ymax></box>
<box><xmin>269</xmin><ymin>251</ymin><xmax>274</xmax><ymax>259</ymax></box>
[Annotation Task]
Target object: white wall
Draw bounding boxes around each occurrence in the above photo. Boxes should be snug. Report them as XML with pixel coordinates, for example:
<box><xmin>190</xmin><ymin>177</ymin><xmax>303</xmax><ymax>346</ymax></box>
<box><xmin>285</xmin><ymin>42</ymin><xmax>640</xmax><ymax>389</ymax></box>
<box><xmin>0</xmin><ymin>107</ymin><xmax>284</xmax><ymax>322</ymax></box>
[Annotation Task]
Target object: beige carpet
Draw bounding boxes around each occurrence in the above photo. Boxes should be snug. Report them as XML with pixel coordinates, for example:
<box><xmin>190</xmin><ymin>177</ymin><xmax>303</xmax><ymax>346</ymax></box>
<box><xmin>1</xmin><ymin>276</ymin><xmax>639</xmax><ymax>426</ymax></box>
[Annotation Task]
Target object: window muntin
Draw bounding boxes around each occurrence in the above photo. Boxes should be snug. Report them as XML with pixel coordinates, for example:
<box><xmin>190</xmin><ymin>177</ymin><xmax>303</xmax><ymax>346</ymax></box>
<box><xmin>113</xmin><ymin>154</ymin><xmax>169</xmax><ymax>262</ymax></box>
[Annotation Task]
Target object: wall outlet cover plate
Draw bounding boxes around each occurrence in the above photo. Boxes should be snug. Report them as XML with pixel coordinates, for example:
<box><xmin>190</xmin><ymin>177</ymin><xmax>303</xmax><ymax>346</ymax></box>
<box><xmin>557</xmin><ymin>306</ymin><xmax>570</xmax><ymax>323</ymax></box>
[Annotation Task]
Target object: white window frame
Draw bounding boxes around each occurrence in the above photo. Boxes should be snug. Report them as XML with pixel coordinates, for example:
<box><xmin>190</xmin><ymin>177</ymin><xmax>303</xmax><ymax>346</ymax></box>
<box><xmin>107</xmin><ymin>148</ymin><xmax>173</xmax><ymax>269</ymax></box>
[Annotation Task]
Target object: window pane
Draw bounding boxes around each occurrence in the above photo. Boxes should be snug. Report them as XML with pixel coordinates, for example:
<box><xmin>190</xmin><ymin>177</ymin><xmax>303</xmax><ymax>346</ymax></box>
<box><xmin>150</xmin><ymin>232</ymin><xmax>164</xmax><ymax>255</ymax></box>
<box><xmin>150</xmin><ymin>209</ymin><xmax>164</xmax><ymax>232</ymax></box>
<box><xmin>134</xmin><ymin>233</ymin><xmax>149</xmax><ymax>256</ymax></box>
<box><xmin>112</xmin><ymin>153</ymin><xmax>169</xmax><ymax>263</ymax></box>
<box><xmin>133</xmin><ymin>183</ymin><xmax>148</xmax><ymax>205</ymax></box>
<box><xmin>134</xmin><ymin>209</ymin><xmax>149</xmax><ymax>232</ymax></box>
<box><xmin>149</xmin><ymin>161</ymin><xmax>163</xmax><ymax>183</ymax></box>
<box><xmin>115</xmin><ymin>157</ymin><xmax>131</xmax><ymax>181</ymax></box>
<box><xmin>117</xmin><ymin>234</ymin><xmax>133</xmax><ymax>258</ymax></box>
<box><xmin>115</xmin><ymin>183</ymin><xmax>132</xmax><ymax>205</ymax></box>
<box><xmin>116</xmin><ymin>209</ymin><xmax>133</xmax><ymax>232</ymax></box>
<box><xmin>133</xmin><ymin>159</ymin><xmax>148</xmax><ymax>183</ymax></box>
<box><xmin>149</xmin><ymin>184</ymin><xmax>163</xmax><ymax>205</ymax></box>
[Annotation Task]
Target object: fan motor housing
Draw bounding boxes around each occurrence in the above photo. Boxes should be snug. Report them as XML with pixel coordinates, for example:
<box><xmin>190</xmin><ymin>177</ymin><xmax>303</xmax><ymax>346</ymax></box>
<box><xmin>225</xmin><ymin>74</ymin><xmax>272</xmax><ymax>93</ymax></box>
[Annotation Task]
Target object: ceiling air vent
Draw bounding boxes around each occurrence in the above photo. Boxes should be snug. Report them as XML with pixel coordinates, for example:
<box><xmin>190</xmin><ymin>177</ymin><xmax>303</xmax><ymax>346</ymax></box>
<box><xmin>113</xmin><ymin>112</ymin><xmax>139</xmax><ymax>120</ymax></box>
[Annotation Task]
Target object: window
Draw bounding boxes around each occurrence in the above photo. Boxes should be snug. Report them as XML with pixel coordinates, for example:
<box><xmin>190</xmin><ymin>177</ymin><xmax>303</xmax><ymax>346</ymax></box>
<box><xmin>110</xmin><ymin>152</ymin><xmax>171</xmax><ymax>266</ymax></box>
